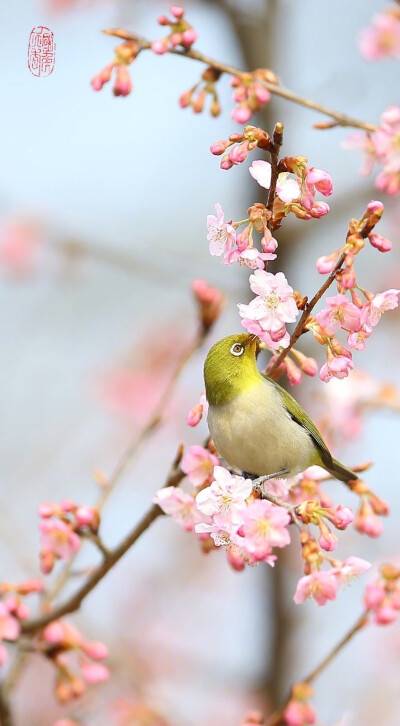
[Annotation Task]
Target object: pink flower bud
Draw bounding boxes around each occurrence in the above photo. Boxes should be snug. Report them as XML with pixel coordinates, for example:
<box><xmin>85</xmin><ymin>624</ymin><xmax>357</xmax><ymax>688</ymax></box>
<box><xmin>229</xmin><ymin>142</ymin><xmax>250</xmax><ymax>165</ymax></box>
<box><xmin>40</xmin><ymin>549</ymin><xmax>55</xmax><ymax>575</ymax></box>
<box><xmin>334</xmin><ymin>506</ymin><xmax>354</xmax><ymax>529</ymax></box>
<box><xmin>76</xmin><ymin>506</ymin><xmax>96</xmax><ymax>528</ymax></box>
<box><xmin>187</xmin><ymin>403</ymin><xmax>203</xmax><ymax>427</ymax></box>
<box><xmin>285</xmin><ymin>357</ymin><xmax>302</xmax><ymax>386</ymax></box>
<box><xmin>210</xmin><ymin>140</ymin><xmax>229</xmax><ymax>155</ymax></box>
<box><xmin>113</xmin><ymin>64</ymin><xmax>132</xmax><ymax>97</ymax></box>
<box><xmin>368</xmin><ymin>232</ymin><xmax>392</xmax><ymax>252</ymax></box>
<box><xmin>366</xmin><ymin>200</ymin><xmax>384</xmax><ymax>215</ymax></box>
<box><xmin>254</xmin><ymin>83</ymin><xmax>270</xmax><ymax>104</ymax></box>
<box><xmin>310</xmin><ymin>201</ymin><xmax>330</xmax><ymax>218</ymax></box>
<box><xmin>179</xmin><ymin>90</ymin><xmax>192</xmax><ymax>108</ymax></box>
<box><xmin>231</xmin><ymin>105</ymin><xmax>252</xmax><ymax>124</ymax></box>
<box><xmin>316</xmin><ymin>252</ymin><xmax>338</xmax><ymax>274</ymax></box>
<box><xmin>170</xmin><ymin>5</ymin><xmax>184</xmax><ymax>19</ymax></box>
<box><xmin>364</xmin><ymin>582</ymin><xmax>385</xmax><ymax>609</ymax></box>
<box><xmin>60</xmin><ymin>499</ymin><xmax>76</xmax><ymax>513</ymax></box>
<box><xmin>375</xmin><ymin>604</ymin><xmax>398</xmax><ymax>625</ymax></box>
<box><xmin>151</xmin><ymin>39</ymin><xmax>168</xmax><ymax>55</ymax></box>
<box><xmin>220</xmin><ymin>155</ymin><xmax>234</xmax><ymax>170</ymax></box>
<box><xmin>306</xmin><ymin>167</ymin><xmax>333</xmax><ymax>196</ymax></box>
<box><xmin>226</xmin><ymin>546</ymin><xmax>245</xmax><ymax>571</ymax></box>
<box><xmin>16</xmin><ymin>603</ymin><xmax>29</xmax><ymax>620</ymax></box>
<box><xmin>169</xmin><ymin>31</ymin><xmax>182</xmax><ymax>47</ymax></box>
<box><xmin>81</xmin><ymin>661</ymin><xmax>109</xmax><ymax>684</ymax></box>
<box><xmin>157</xmin><ymin>15</ymin><xmax>169</xmax><ymax>25</ymax></box>
<box><xmin>181</xmin><ymin>28</ymin><xmax>198</xmax><ymax>47</ymax></box>
<box><xmin>44</xmin><ymin>621</ymin><xmax>65</xmax><ymax>643</ymax></box>
<box><xmin>38</xmin><ymin>502</ymin><xmax>56</xmax><ymax>518</ymax></box>
<box><xmin>355</xmin><ymin>500</ymin><xmax>383</xmax><ymax>537</ymax></box>
<box><xmin>81</xmin><ymin>640</ymin><xmax>109</xmax><ymax>660</ymax></box>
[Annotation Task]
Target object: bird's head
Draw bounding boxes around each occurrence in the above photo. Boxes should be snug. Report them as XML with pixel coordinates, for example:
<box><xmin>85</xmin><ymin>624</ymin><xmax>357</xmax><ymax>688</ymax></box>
<box><xmin>204</xmin><ymin>333</ymin><xmax>260</xmax><ymax>406</ymax></box>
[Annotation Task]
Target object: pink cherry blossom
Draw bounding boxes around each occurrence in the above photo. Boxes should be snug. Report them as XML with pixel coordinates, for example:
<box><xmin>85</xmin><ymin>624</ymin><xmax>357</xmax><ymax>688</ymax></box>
<box><xmin>81</xmin><ymin>661</ymin><xmax>110</xmax><ymax>684</ymax></box>
<box><xmin>238</xmin><ymin>500</ymin><xmax>291</xmax><ymax>560</ymax></box>
<box><xmin>360</xmin><ymin>289</ymin><xmax>400</xmax><ymax>327</ymax></box>
<box><xmin>240</xmin><ymin>317</ymin><xmax>291</xmax><ymax>350</ymax></box>
<box><xmin>359</xmin><ymin>12</ymin><xmax>400</xmax><ymax>61</ymax></box>
<box><xmin>181</xmin><ymin>445</ymin><xmax>219</xmax><ymax>487</ymax></box>
<box><xmin>249</xmin><ymin>160</ymin><xmax>271</xmax><ymax>189</ymax></box>
<box><xmin>293</xmin><ymin>571</ymin><xmax>339</xmax><ymax>606</ymax></box>
<box><xmin>347</xmin><ymin>324</ymin><xmax>372</xmax><ymax>351</ymax></box>
<box><xmin>224</xmin><ymin>245</ymin><xmax>276</xmax><ymax>269</ymax></box>
<box><xmin>316</xmin><ymin>295</ymin><xmax>362</xmax><ymax>335</ymax></box>
<box><xmin>39</xmin><ymin>520</ymin><xmax>81</xmax><ymax>566</ymax></box>
<box><xmin>319</xmin><ymin>355</ymin><xmax>354</xmax><ymax>383</ymax></box>
<box><xmin>316</xmin><ymin>250</ymin><xmax>341</xmax><ymax>274</ymax></box>
<box><xmin>195</xmin><ymin>519</ymin><xmax>234</xmax><ymax>547</ymax></box>
<box><xmin>238</xmin><ymin>270</ymin><xmax>298</xmax><ymax>344</ymax></box>
<box><xmin>195</xmin><ymin>466</ymin><xmax>253</xmax><ymax>524</ymax></box>
<box><xmin>332</xmin><ymin>557</ymin><xmax>371</xmax><ymax>585</ymax></box>
<box><xmin>355</xmin><ymin>499</ymin><xmax>383</xmax><ymax>537</ymax></box>
<box><xmin>153</xmin><ymin>487</ymin><xmax>204</xmax><ymax>531</ymax></box>
<box><xmin>276</xmin><ymin>172</ymin><xmax>300</xmax><ymax>203</ymax></box>
<box><xmin>207</xmin><ymin>203</ymin><xmax>237</xmax><ymax>257</ymax></box>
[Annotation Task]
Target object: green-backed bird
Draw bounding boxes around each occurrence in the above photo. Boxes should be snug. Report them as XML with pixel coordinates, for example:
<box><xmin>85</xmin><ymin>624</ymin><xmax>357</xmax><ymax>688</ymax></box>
<box><xmin>204</xmin><ymin>333</ymin><xmax>357</xmax><ymax>483</ymax></box>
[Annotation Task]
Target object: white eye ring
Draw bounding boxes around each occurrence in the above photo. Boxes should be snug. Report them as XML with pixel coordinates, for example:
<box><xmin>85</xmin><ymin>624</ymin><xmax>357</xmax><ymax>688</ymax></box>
<box><xmin>230</xmin><ymin>343</ymin><xmax>244</xmax><ymax>356</ymax></box>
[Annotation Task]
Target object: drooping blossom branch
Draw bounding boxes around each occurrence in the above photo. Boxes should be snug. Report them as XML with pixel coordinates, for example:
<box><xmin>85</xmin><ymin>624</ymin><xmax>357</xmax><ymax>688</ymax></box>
<box><xmin>99</xmin><ymin>28</ymin><xmax>377</xmax><ymax>132</ymax></box>
<box><xmin>22</xmin><ymin>446</ymin><xmax>186</xmax><ymax>635</ymax></box>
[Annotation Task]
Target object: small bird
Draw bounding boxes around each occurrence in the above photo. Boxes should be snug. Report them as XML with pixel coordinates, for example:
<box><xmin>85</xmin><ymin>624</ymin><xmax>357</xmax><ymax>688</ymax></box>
<box><xmin>204</xmin><ymin>333</ymin><xmax>357</xmax><ymax>483</ymax></box>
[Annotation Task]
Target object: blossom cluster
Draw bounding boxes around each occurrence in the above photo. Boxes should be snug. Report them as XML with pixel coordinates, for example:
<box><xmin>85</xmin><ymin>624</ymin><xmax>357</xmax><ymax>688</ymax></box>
<box><xmin>230</xmin><ymin>68</ymin><xmax>278</xmax><ymax>124</ymax></box>
<box><xmin>359</xmin><ymin>7</ymin><xmax>400</xmax><ymax>61</ymax></box>
<box><xmin>155</xmin><ymin>453</ymin><xmax>375</xmax><ymax>605</ymax></box>
<box><xmin>344</xmin><ymin>106</ymin><xmax>400</xmax><ymax>195</ymax></box>
<box><xmin>42</xmin><ymin>619</ymin><xmax>109</xmax><ymax>702</ymax></box>
<box><xmin>38</xmin><ymin>500</ymin><xmax>100</xmax><ymax>574</ymax></box>
<box><xmin>207</xmin><ymin>154</ymin><xmax>332</xmax><ymax>271</ymax></box>
<box><xmin>91</xmin><ymin>40</ymin><xmax>139</xmax><ymax>97</ymax></box>
<box><xmin>238</xmin><ymin>269</ymin><xmax>298</xmax><ymax>349</ymax></box>
<box><xmin>364</xmin><ymin>563</ymin><xmax>400</xmax><ymax>625</ymax></box>
<box><xmin>306</xmin><ymin>200</ymin><xmax>399</xmax><ymax>382</ymax></box>
<box><xmin>0</xmin><ymin>578</ymin><xmax>44</xmax><ymax>666</ymax></box>
<box><xmin>151</xmin><ymin>5</ymin><xmax>198</xmax><ymax>55</ymax></box>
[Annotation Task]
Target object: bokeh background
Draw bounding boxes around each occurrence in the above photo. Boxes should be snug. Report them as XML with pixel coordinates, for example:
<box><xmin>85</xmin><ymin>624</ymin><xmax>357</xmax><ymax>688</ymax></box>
<box><xmin>1</xmin><ymin>0</ymin><xmax>400</xmax><ymax>724</ymax></box>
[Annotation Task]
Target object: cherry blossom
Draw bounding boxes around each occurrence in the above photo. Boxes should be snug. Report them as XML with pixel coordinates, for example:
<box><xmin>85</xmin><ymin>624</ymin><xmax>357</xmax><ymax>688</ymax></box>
<box><xmin>364</xmin><ymin>565</ymin><xmax>400</xmax><ymax>625</ymax></box>
<box><xmin>316</xmin><ymin>294</ymin><xmax>362</xmax><ymax>336</ymax></box>
<box><xmin>181</xmin><ymin>445</ymin><xmax>219</xmax><ymax>487</ymax></box>
<box><xmin>238</xmin><ymin>270</ymin><xmax>298</xmax><ymax>347</ymax></box>
<box><xmin>237</xmin><ymin>499</ymin><xmax>291</xmax><ymax>560</ymax></box>
<box><xmin>195</xmin><ymin>466</ymin><xmax>253</xmax><ymax>524</ymax></box>
<box><xmin>319</xmin><ymin>354</ymin><xmax>354</xmax><ymax>383</ymax></box>
<box><xmin>293</xmin><ymin>570</ymin><xmax>340</xmax><ymax>606</ymax></box>
<box><xmin>207</xmin><ymin>203</ymin><xmax>237</xmax><ymax>257</ymax></box>
<box><xmin>186</xmin><ymin>391</ymin><xmax>208</xmax><ymax>427</ymax></box>
<box><xmin>154</xmin><ymin>487</ymin><xmax>205</xmax><ymax>531</ymax></box>
<box><xmin>360</xmin><ymin>289</ymin><xmax>400</xmax><ymax>328</ymax></box>
<box><xmin>39</xmin><ymin>520</ymin><xmax>81</xmax><ymax>573</ymax></box>
<box><xmin>359</xmin><ymin>10</ymin><xmax>400</xmax><ymax>61</ymax></box>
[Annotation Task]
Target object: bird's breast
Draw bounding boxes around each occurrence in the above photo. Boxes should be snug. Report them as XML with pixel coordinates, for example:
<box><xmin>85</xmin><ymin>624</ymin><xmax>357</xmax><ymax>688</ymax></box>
<box><xmin>207</xmin><ymin>380</ymin><xmax>315</xmax><ymax>478</ymax></box>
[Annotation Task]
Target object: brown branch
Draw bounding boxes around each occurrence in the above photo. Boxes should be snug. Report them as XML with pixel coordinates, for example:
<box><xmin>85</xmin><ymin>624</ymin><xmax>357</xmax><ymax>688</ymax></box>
<box><xmin>0</xmin><ymin>687</ymin><xmax>13</xmax><ymax>726</ymax></box>
<box><xmin>267</xmin><ymin>122</ymin><xmax>284</xmax><ymax>226</ymax></box>
<box><xmin>21</xmin><ymin>455</ymin><xmax>185</xmax><ymax>635</ymax></box>
<box><xmin>103</xmin><ymin>29</ymin><xmax>377</xmax><ymax>133</ymax></box>
<box><xmin>265</xmin><ymin>610</ymin><xmax>369</xmax><ymax>726</ymax></box>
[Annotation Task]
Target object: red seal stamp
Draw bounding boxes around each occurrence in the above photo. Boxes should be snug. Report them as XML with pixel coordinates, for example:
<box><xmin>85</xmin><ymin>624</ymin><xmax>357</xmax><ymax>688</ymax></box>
<box><xmin>28</xmin><ymin>26</ymin><xmax>56</xmax><ymax>77</ymax></box>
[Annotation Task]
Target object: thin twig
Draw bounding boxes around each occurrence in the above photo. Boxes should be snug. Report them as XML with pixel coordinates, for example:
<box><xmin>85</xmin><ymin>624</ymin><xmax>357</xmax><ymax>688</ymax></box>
<box><xmin>45</xmin><ymin>327</ymin><xmax>207</xmax><ymax>605</ymax></box>
<box><xmin>267</xmin><ymin>122</ymin><xmax>284</xmax><ymax>227</ymax></box>
<box><xmin>265</xmin><ymin>610</ymin><xmax>369</xmax><ymax>726</ymax></box>
<box><xmin>103</xmin><ymin>29</ymin><xmax>377</xmax><ymax>133</ymax></box>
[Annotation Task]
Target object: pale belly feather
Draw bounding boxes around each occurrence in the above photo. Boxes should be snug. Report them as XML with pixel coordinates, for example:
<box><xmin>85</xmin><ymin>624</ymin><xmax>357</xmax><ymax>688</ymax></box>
<box><xmin>207</xmin><ymin>380</ymin><xmax>316</xmax><ymax>478</ymax></box>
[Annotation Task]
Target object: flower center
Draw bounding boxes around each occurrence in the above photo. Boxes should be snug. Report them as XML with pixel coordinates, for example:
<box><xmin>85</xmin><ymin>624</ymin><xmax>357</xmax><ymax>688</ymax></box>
<box><xmin>266</xmin><ymin>292</ymin><xmax>280</xmax><ymax>309</ymax></box>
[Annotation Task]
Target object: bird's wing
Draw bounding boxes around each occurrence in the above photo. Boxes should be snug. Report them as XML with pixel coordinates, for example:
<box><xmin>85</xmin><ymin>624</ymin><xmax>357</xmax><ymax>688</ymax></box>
<box><xmin>264</xmin><ymin>375</ymin><xmax>334</xmax><ymax>470</ymax></box>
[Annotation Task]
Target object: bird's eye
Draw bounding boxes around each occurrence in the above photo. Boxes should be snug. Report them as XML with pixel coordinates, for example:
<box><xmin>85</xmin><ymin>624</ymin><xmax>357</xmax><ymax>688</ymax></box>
<box><xmin>230</xmin><ymin>343</ymin><xmax>244</xmax><ymax>356</ymax></box>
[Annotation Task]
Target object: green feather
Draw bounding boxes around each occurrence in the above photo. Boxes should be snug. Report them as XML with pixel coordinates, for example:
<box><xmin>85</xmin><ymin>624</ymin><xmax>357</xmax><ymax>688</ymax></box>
<box><xmin>263</xmin><ymin>373</ymin><xmax>334</xmax><ymax>471</ymax></box>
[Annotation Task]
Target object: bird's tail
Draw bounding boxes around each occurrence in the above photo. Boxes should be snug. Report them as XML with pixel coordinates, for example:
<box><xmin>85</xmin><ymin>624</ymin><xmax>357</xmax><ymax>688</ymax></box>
<box><xmin>327</xmin><ymin>458</ymin><xmax>358</xmax><ymax>483</ymax></box>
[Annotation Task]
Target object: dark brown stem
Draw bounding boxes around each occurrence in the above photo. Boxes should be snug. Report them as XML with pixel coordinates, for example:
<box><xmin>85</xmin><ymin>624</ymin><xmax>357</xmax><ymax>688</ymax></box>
<box><xmin>0</xmin><ymin>688</ymin><xmax>13</xmax><ymax>726</ymax></box>
<box><xmin>265</xmin><ymin>611</ymin><xmax>369</xmax><ymax>726</ymax></box>
<box><xmin>103</xmin><ymin>29</ymin><xmax>377</xmax><ymax>132</ymax></box>
<box><xmin>267</xmin><ymin>123</ymin><xmax>284</xmax><ymax>226</ymax></box>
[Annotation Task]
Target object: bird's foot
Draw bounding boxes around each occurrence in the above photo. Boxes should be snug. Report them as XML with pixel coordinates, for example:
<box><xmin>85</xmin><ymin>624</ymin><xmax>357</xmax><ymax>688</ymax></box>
<box><xmin>251</xmin><ymin>469</ymin><xmax>290</xmax><ymax>499</ymax></box>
